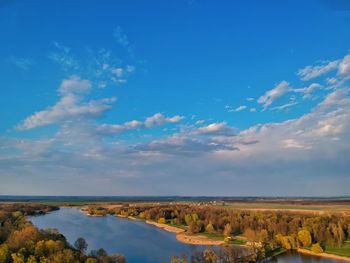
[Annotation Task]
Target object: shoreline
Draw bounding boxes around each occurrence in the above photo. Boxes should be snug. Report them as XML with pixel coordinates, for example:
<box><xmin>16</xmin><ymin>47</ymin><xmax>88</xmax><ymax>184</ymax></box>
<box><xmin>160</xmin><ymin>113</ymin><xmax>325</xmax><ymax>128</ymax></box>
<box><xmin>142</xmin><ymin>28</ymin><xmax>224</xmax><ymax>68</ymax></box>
<box><xmin>145</xmin><ymin>220</ymin><xmax>224</xmax><ymax>245</ymax></box>
<box><xmin>298</xmin><ymin>248</ymin><xmax>350</xmax><ymax>262</ymax></box>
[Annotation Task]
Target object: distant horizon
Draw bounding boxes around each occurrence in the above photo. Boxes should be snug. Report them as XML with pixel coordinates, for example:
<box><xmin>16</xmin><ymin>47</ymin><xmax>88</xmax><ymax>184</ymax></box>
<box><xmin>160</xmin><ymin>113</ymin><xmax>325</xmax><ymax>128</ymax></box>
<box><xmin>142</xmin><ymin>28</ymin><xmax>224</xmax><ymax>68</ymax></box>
<box><xmin>1</xmin><ymin>195</ymin><xmax>350</xmax><ymax>199</ymax></box>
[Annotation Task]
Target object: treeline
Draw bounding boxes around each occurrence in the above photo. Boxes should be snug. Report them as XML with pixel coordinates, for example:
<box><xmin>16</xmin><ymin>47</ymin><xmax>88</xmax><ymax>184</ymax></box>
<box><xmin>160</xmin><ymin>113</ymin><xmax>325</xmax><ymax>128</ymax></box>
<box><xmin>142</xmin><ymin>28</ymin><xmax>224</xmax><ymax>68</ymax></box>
<box><xmin>170</xmin><ymin>246</ymin><xmax>259</xmax><ymax>263</ymax></box>
<box><xmin>0</xmin><ymin>203</ymin><xmax>126</xmax><ymax>263</ymax></box>
<box><xmin>111</xmin><ymin>204</ymin><xmax>349</xmax><ymax>253</ymax></box>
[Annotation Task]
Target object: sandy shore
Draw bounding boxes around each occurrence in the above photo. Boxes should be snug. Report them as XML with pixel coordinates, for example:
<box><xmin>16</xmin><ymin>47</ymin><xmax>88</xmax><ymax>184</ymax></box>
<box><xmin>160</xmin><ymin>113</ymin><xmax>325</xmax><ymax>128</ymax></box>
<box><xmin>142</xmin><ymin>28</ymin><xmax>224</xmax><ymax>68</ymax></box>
<box><xmin>145</xmin><ymin>220</ymin><xmax>224</xmax><ymax>245</ymax></box>
<box><xmin>80</xmin><ymin>208</ymin><xmax>105</xmax><ymax>217</ymax></box>
<box><xmin>145</xmin><ymin>220</ymin><xmax>186</xmax><ymax>234</ymax></box>
<box><xmin>298</xmin><ymin>248</ymin><xmax>350</xmax><ymax>262</ymax></box>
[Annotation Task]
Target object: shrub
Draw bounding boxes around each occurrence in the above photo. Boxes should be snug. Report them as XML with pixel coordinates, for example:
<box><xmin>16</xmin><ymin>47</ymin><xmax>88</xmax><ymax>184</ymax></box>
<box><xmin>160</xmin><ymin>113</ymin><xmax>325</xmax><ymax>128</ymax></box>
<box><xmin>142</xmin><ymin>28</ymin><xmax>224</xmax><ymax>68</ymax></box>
<box><xmin>311</xmin><ymin>243</ymin><xmax>324</xmax><ymax>254</ymax></box>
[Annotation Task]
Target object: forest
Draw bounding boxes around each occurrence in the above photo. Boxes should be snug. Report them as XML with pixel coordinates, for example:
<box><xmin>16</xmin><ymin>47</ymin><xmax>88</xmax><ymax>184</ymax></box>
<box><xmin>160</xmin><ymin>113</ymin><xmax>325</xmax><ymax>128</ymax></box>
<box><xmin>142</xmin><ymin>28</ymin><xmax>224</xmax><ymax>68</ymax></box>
<box><xmin>0</xmin><ymin>203</ymin><xmax>126</xmax><ymax>263</ymax></box>
<box><xmin>107</xmin><ymin>203</ymin><xmax>350</xmax><ymax>258</ymax></box>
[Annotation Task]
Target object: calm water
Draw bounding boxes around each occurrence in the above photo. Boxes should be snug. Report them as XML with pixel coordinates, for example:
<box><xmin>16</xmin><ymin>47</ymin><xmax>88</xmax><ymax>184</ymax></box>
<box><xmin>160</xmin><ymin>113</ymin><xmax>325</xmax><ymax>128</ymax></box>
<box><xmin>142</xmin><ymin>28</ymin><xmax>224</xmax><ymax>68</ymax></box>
<box><xmin>30</xmin><ymin>208</ymin><xmax>344</xmax><ymax>263</ymax></box>
<box><xmin>30</xmin><ymin>208</ymin><xmax>206</xmax><ymax>263</ymax></box>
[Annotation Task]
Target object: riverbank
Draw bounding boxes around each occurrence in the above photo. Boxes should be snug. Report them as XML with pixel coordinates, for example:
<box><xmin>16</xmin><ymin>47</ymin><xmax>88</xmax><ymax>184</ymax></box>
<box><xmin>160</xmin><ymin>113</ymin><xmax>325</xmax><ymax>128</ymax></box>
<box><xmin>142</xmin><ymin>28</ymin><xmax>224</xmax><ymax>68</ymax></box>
<box><xmin>80</xmin><ymin>208</ymin><xmax>105</xmax><ymax>217</ymax></box>
<box><xmin>145</xmin><ymin>220</ymin><xmax>224</xmax><ymax>245</ymax></box>
<box><xmin>298</xmin><ymin>248</ymin><xmax>350</xmax><ymax>262</ymax></box>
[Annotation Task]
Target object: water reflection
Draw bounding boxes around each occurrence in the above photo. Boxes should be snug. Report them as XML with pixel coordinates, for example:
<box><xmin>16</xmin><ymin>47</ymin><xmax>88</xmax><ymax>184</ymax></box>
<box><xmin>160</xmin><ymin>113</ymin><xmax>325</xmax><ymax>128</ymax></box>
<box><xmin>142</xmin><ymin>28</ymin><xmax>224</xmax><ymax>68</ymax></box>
<box><xmin>30</xmin><ymin>207</ymin><xmax>205</xmax><ymax>263</ymax></box>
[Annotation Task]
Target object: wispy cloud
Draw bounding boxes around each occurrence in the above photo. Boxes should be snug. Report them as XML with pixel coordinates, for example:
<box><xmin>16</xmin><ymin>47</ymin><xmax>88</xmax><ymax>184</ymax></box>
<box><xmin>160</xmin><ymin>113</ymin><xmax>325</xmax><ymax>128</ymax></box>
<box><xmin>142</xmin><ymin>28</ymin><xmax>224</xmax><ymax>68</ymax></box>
<box><xmin>228</xmin><ymin>105</ymin><xmax>247</xmax><ymax>112</ymax></box>
<box><xmin>113</xmin><ymin>26</ymin><xmax>135</xmax><ymax>59</ymax></box>
<box><xmin>97</xmin><ymin>113</ymin><xmax>184</xmax><ymax>135</ymax></box>
<box><xmin>8</xmin><ymin>56</ymin><xmax>34</xmax><ymax>70</ymax></box>
<box><xmin>257</xmin><ymin>81</ymin><xmax>291</xmax><ymax>110</ymax></box>
<box><xmin>298</xmin><ymin>60</ymin><xmax>340</xmax><ymax>81</ymax></box>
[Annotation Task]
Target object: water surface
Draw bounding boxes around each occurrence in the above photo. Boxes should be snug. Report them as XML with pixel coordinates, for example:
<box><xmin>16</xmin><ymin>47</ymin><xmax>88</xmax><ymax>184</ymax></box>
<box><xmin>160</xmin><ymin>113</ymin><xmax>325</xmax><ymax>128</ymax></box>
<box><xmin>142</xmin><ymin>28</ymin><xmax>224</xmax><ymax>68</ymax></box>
<box><xmin>30</xmin><ymin>208</ymin><xmax>205</xmax><ymax>263</ymax></box>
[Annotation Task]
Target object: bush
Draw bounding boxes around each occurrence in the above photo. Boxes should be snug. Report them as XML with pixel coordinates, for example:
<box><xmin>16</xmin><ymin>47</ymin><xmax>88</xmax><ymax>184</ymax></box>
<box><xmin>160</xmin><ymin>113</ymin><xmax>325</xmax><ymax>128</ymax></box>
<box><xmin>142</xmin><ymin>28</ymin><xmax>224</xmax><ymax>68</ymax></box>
<box><xmin>311</xmin><ymin>243</ymin><xmax>324</xmax><ymax>254</ymax></box>
<box><xmin>158</xmin><ymin>217</ymin><xmax>166</xmax><ymax>224</ymax></box>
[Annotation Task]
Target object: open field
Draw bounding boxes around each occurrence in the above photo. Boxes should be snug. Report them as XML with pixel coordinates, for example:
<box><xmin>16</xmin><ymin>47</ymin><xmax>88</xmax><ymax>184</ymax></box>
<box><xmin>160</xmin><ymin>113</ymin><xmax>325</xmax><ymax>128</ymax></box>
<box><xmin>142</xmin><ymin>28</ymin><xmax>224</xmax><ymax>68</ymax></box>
<box><xmin>219</xmin><ymin>202</ymin><xmax>350</xmax><ymax>214</ymax></box>
<box><xmin>325</xmin><ymin>240</ymin><xmax>350</xmax><ymax>258</ymax></box>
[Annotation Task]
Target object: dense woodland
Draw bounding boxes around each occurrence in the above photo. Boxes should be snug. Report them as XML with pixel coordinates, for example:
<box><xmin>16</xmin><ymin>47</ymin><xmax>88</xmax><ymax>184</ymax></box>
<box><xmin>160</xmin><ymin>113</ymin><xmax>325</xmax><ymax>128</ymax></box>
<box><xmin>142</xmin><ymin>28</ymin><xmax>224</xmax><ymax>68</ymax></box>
<box><xmin>109</xmin><ymin>204</ymin><xmax>350</xmax><ymax>257</ymax></box>
<box><xmin>0</xmin><ymin>203</ymin><xmax>126</xmax><ymax>263</ymax></box>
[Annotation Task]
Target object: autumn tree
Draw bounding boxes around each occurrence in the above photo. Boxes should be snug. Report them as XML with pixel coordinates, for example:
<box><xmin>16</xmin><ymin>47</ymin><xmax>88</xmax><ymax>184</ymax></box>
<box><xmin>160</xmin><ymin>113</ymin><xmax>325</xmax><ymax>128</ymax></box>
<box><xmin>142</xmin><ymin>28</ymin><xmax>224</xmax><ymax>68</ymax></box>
<box><xmin>298</xmin><ymin>229</ymin><xmax>312</xmax><ymax>247</ymax></box>
<box><xmin>311</xmin><ymin>243</ymin><xmax>324</xmax><ymax>254</ymax></box>
<box><xmin>223</xmin><ymin>223</ymin><xmax>232</xmax><ymax>237</ymax></box>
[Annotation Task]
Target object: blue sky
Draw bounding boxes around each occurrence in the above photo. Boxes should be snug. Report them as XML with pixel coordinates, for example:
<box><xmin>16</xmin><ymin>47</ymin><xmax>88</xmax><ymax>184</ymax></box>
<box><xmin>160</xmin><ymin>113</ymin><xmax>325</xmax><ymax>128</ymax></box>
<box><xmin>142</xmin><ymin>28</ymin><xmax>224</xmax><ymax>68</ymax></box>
<box><xmin>1</xmin><ymin>0</ymin><xmax>350</xmax><ymax>195</ymax></box>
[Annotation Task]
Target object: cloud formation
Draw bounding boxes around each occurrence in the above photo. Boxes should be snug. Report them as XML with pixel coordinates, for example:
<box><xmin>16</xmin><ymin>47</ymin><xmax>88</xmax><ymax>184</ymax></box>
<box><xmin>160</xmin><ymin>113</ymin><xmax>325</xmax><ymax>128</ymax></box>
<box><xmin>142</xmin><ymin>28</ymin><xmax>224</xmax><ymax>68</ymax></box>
<box><xmin>2</xmin><ymin>50</ymin><xmax>350</xmax><ymax>195</ymax></box>
<box><xmin>257</xmin><ymin>81</ymin><xmax>291</xmax><ymax>110</ymax></box>
<box><xmin>17</xmin><ymin>76</ymin><xmax>115</xmax><ymax>130</ymax></box>
<box><xmin>298</xmin><ymin>60</ymin><xmax>340</xmax><ymax>81</ymax></box>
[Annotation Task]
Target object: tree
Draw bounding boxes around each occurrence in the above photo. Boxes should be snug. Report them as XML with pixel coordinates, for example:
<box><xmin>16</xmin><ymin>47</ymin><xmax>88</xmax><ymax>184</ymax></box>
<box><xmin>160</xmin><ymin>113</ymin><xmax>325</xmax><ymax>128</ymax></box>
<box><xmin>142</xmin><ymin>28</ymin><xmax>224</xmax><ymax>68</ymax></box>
<box><xmin>203</xmin><ymin>248</ymin><xmax>218</xmax><ymax>263</ymax></box>
<box><xmin>170</xmin><ymin>256</ymin><xmax>188</xmax><ymax>263</ymax></box>
<box><xmin>7</xmin><ymin>225</ymin><xmax>40</xmax><ymax>250</ymax></box>
<box><xmin>0</xmin><ymin>244</ymin><xmax>9</xmax><ymax>263</ymax></box>
<box><xmin>27</xmin><ymin>255</ymin><xmax>38</xmax><ymax>263</ymax></box>
<box><xmin>259</xmin><ymin>229</ymin><xmax>268</xmax><ymax>243</ymax></box>
<box><xmin>205</xmin><ymin>223</ymin><xmax>215</xmax><ymax>234</ymax></box>
<box><xmin>74</xmin><ymin>237</ymin><xmax>88</xmax><ymax>253</ymax></box>
<box><xmin>158</xmin><ymin>217</ymin><xmax>166</xmax><ymax>224</ymax></box>
<box><xmin>311</xmin><ymin>243</ymin><xmax>324</xmax><ymax>254</ymax></box>
<box><xmin>109</xmin><ymin>253</ymin><xmax>127</xmax><ymax>263</ymax></box>
<box><xmin>11</xmin><ymin>253</ymin><xmax>25</xmax><ymax>263</ymax></box>
<box><xmin>298</xmin><ymin>229</ymin><xmax>312</xmax><ymax>247</ymax></box>
<box><xmin>223</xmin><ymin>223</ymin><xmax>232</xmax><ymax>237</ymax></box>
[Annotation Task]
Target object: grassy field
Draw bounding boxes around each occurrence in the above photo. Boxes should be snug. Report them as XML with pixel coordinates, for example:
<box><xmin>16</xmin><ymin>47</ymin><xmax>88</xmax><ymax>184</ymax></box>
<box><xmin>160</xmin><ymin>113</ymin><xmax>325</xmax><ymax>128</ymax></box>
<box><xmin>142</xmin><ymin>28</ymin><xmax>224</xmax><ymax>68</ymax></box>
<box><xmin>325</xmin><ymin>240</ymin><xmax>350</xmax><ymax>257</ymax></box>
<box><xmin>220</xmin><ymin>202</ymin><xmax>350</xmax><ymax>213</ymax></box>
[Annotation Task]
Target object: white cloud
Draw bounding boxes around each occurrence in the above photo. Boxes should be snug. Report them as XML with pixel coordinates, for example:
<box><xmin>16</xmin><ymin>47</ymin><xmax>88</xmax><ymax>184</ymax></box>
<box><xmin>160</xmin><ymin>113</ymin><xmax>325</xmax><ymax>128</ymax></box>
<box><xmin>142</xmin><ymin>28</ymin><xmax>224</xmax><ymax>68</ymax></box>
<box><xmin>97</xmin><ymin>113</ymin><xmax>184</xmax><ymax>135</ymax></box>
<box><xmin>229</xmin><ymin>105</ymin><xmax>247</xmax><ymax>112</ymax></box>
<box><xmin>59</xmin><ymin>75</ymin><xmax>92</xmax><ymax>95</ymax></box>
<box><xmin>144</xmin><ymin>113</ymin><xmax>184</xmax><ymax>128</ymax></box>
<box><xmin>17</xmin><ymin>77</ymin><xmax>116</xmax><ymax>130</ymax></box>
<box><xmin>293</xmin><ymin>83</ymin><xmax>321</xmax><ymax>95</ymax></box>
<box><xmin>298</xmin><ymin>60</ymin><xmax>339</xmax><ymax>81</ymax></box>
<box><xmin>195</xmin><ymin>122</ymin><xmax>235</xmax><ymax>136</ymax></box>
<box><xmin>258</xmin><ymin>81</ymin><xmax>291</xmax><ymax>110</ymax></box>
<box><xmin>5</xmin><ymin>51</ymin><xmax>350</xmax><ymax>196</ymax></box>
<box><xmin>270</xmin><ymin>101</ymin><xmax>298</xmax><ymax>111</ymax></box>
<box><xmin>338</xmin><ymin>55</ymin><xmax>350</xmax><ymax>77</ymax></box>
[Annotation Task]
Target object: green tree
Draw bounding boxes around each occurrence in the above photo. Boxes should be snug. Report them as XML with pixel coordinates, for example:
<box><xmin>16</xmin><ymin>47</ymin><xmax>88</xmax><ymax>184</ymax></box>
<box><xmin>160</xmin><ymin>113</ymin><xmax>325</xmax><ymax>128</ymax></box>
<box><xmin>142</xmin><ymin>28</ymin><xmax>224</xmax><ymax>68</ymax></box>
<box><xmin>11</xmin><ymin>253</ymin><xmax>25</xmax><ymax>263</ymax></box>
<box><xmin>27</xmin><ymin>255</ymin><xmax>38</xmax><ymax>263</ymax></box>
<box><xmin>74</xmin><ymin>237</ymin><xmax>88</xmax><ymax>253</ymax></box>
<box><xmin>0</xmin><ymin>244</ymin><xmax>9</xmax><ymax>263</ymax></box>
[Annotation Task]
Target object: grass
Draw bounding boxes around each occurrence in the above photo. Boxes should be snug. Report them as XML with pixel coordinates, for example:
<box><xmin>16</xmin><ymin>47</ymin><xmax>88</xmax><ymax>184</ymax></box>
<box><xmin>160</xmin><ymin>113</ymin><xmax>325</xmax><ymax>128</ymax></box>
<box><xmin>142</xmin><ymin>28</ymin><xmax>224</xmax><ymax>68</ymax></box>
<box><xmin>230</xmin><ymin>239</ymin><xmax>246</xmax><ymax>245</ymax></box>
<box><xmin>270</xmin><ymin>248</ymin><xmax>286</xmax><ymax>257</ymax></box>
<box><xmin>221</xmin><ymin>202</ymin><xmax>350</xmax><ymax>212</ymax></box>
<box><xmin>197</xmin><ymin>232</ymin><xmax>225</xmax><ymax>240</ymax></box>
<box><xmin>325</xmin><ymin>240</ymin><xmax>350</xmax><ymax>258</ymax></box>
